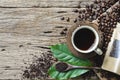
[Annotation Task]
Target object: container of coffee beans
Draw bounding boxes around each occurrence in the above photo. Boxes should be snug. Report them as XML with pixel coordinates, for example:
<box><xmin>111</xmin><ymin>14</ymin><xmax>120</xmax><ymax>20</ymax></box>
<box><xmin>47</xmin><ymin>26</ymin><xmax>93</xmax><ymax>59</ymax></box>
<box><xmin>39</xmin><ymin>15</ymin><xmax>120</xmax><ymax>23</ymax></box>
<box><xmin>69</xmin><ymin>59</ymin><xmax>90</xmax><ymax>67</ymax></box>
<box><xmin>102</xmin><ymin>23</ymin><xmax>120</xmax><ymax>75</ymax></box>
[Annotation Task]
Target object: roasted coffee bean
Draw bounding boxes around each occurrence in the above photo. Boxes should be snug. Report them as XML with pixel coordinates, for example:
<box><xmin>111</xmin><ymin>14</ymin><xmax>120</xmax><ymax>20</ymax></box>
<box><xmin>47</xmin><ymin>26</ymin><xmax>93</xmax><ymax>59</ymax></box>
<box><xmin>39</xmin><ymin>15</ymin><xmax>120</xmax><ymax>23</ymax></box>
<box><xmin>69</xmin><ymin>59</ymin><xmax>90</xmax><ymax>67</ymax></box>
<box><xmin>94</xmin><ymin>0</ymin><xmax>98</xmax><ymax>4</ymax></box>
<box><xmin>72</xmin><ymin>9</ymin><xmax>79</xmax><ymax>13</ymax></box>
<box><xmin>78</xmin><ymin>15</ymin><xmax>81</xmax><ymax>18</ymax></box>
<box><xmin>66</xmin><ymin>17</ymin><xmax>70</xmax><ymax>22</ymax></box>
<box><xmin>82</xmin><ymin>9</ymin><xmax>86</xmax><ymax>13</ymax></box>
<box><xmin>79</xmin><ymin>10</ymin><xmax>82</xmax><ymax>14</ymax></box>
<box><xmin>86</xmin><ymin>5</ymin><xmax>90</xmax><ymax>8</ymax></box>
<box><xmin>60</xmin><ymin>31</ymin><xmax>66</xmax><ymax>35</ymax></box>
<box><xmin>61</xmin><ymin>17</ymin><xmax>64</xmax><ymax>20</ymax></box>
<box><xmin>19</xmin><ymin>45</ymin><xmax>23</xmax><ymax>47</ymax></box>
<box><xmin>73</xmin><ymin>18</ymin><xmax>77</xmax><ymax>23</ymax></box>
<box><xmin>63</xmin><ymin>28</ymin><xmax>68</xmax><ymax>31</ymax></box>
<box><xmin>112</xmin><ymin>24</ymin><xmax>116</xmax><ymax>28</ymax></box>
<box><xmin>90</xmin><ymin>4</ymin><xmax>94</xmax><ymax>8</ymax></box>
<box><xmin>1</xmin><ymin>49</ymin><xmax>6</xmax><ymax>51</ymax></box>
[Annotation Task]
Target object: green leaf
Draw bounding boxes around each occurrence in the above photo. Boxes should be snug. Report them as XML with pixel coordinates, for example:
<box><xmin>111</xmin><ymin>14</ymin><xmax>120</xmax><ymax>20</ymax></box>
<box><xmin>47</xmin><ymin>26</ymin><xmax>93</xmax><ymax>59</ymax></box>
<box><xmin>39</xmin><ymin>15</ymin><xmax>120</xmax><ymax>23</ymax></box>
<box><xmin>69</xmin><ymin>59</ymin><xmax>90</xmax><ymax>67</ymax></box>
<box><xmin>48</xmin><ymin>44</ymin><xmax>92</xmax><ymax>80</ymax></box>
<box><xmin>50</xmin><ymin>44</ymin><xmax>92</xmax><ymax>66</ymax></box>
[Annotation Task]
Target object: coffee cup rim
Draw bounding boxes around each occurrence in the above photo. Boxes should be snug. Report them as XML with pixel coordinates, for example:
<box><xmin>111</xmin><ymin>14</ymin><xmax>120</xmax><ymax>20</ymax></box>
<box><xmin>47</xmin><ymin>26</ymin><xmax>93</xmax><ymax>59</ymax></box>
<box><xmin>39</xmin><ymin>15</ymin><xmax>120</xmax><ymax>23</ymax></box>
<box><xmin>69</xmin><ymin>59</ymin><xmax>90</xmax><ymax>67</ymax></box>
<box><xmin>71</xmin><ymin>25</ymin><xmax>99</xmax><ymax>53</ymax></box>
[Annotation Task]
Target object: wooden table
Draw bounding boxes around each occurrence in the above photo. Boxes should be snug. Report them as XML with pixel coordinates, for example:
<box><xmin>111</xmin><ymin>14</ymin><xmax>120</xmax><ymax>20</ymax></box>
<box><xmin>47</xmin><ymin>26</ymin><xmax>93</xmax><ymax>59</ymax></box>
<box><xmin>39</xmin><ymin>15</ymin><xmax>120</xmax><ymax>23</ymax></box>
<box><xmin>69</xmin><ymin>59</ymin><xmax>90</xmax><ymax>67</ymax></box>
<box><xmin>0</xmin><ymin>0</ymin><xmax>95</xmax><ymax>79</ymax></box>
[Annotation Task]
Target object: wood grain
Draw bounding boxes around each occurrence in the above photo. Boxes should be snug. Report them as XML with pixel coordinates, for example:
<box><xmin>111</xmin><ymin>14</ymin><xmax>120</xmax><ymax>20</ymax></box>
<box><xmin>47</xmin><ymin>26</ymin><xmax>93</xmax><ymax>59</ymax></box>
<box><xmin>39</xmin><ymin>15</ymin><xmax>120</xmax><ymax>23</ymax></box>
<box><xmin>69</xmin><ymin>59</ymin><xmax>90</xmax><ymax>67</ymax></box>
<box><xmin>0</xmin><ymin>8</ymin><xmax>79</xmax><ymax>79</ymax></box>
<box><xmin>0</xmin><ymin>0</ymin><xmax>93</xmax><ymax>8</ymax></box>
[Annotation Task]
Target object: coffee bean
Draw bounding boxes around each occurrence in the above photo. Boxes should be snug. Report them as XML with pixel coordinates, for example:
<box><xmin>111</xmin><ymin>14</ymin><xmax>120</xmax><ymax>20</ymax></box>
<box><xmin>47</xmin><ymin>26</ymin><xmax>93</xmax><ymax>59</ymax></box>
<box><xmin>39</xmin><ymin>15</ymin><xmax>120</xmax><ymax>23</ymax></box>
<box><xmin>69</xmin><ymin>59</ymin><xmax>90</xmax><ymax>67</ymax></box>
<box><xmin>60</xmin><ymin>31</ymin><xmax>66</xmax><ymax>35</ymax></box>
<box><xmin>19</xmin><ymin>45</ymin><xmax>23</xmax><ymax>47</ymax></box>
<box><xmin>61</xmin><ymin>17</ymin><xmax>64</xmax><ymax>20</ymax></box>
<box><xmin>79</xmin><ymin>10</ymin><xmax>82</xmax><ymax>14</ymax></box>
<box><xmin>72</xmin><ymin>9</ymin><xmax>79</xmax><ymax>13</ymax></box>
<box><xmin>66</xmin><ymin>17</ymin><xmax>70</xmax><ymax>22</ymax></box>
<box><xmin>63</xmin><ymin>28</ymin><xmax>68</xmax><ymax>31</ymax></box>
<box><xmin>1</xmin><ymin>49</ymin><xmax>6</xmax><ymax>51</ymax></box>
<box><xmin>73</xmin><ymin>18</ymin><xmax>77</xmax><ymax>23</ymax></box>
<box><xmin>82</xmin><ymin>9</ymin><xmax>86</xmax><ymax>13</ymax></box>
<box><xmin>86</xmin><ymin>5</ymin><xmax>90</xmax><ymax>8</ymax></box>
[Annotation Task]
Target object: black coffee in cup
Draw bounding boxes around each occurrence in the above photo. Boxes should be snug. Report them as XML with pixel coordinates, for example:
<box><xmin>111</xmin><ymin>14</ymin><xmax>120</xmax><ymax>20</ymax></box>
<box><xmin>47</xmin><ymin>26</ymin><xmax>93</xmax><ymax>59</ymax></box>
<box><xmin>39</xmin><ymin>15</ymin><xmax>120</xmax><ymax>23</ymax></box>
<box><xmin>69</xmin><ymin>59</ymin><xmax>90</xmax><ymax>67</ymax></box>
<box><xmin>73</xmin><ymin>28</ymin><xmax>95</xmax><ymax>50</ymax></box>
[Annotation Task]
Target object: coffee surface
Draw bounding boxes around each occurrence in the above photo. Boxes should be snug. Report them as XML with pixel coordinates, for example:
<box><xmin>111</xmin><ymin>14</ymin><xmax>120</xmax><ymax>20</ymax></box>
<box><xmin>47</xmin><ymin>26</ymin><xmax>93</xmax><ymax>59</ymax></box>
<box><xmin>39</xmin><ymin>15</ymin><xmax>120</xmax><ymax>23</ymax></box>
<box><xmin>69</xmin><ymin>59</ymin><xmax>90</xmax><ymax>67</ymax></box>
<box><xmin>73</xmin><ymin>28</ymin><xmax>95</xmax><ymax>50</ymax></box>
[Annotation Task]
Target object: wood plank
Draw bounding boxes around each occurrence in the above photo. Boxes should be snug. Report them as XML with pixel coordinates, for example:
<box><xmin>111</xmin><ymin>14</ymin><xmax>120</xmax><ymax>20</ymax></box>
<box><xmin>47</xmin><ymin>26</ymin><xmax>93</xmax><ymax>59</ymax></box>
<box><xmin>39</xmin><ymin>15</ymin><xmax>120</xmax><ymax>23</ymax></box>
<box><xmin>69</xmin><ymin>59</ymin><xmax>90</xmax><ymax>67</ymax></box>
<box><xmin>0</xmin><ymin>8</ymin><xmax>78</xmax><ymax>79</ymax></box>
<box><xmin>0</xmin><ymin>0</ymin><xmax>93</xmax><ymax>8</ymax></box>
<box><xmin>0</xmin><ymin>8</ymin><xmax>79</xmax><ymax>35</ymax></box>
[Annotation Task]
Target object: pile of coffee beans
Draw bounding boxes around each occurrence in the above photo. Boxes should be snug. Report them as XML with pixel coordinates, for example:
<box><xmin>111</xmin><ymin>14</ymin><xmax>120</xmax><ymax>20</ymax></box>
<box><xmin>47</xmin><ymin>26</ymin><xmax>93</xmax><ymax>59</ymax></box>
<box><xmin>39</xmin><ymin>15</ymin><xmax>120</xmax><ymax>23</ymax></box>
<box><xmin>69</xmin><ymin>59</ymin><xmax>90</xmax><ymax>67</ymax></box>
<box><xmin>22</xmin><ymin>52</ymin><xmax>57</xmax><ymax>79</ymax></box>
<box><xmin>98</xmin><ymin>5</ymin><xmax>120</xmax><ymax>53</ymax></box>
<box><xmin>78</xmin><ymin>0</ymin><xmax>119</xmax><ymax>22</ymax></box>
<box><xmin>61</xmin><ymin>0</ymin><xmax>119</xmax><ymax>23</ymax></box>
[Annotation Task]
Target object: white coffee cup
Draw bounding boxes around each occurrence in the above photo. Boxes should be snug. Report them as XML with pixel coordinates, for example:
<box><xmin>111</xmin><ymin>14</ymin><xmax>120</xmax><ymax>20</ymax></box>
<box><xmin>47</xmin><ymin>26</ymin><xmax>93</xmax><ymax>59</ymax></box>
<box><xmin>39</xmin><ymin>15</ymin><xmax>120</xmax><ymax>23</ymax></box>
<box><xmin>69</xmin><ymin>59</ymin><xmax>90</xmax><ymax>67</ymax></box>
<box><xmin>71</xmin><ymin>25</ymin><xmax>103</xmax><ymax>55</ymax></box>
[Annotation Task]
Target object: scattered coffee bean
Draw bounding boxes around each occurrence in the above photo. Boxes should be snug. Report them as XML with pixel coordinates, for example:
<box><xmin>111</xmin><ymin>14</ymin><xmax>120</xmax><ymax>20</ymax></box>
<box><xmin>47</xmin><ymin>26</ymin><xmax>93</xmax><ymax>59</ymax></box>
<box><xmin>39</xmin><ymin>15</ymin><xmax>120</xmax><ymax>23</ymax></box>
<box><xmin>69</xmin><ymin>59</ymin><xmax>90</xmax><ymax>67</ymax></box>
<box><xmin>73</xmin><ymin>18</ymin><xmax>77</xmax><ymax>23</ymax></box>
<box><xmin>1</xmin><ymin>49</ymin><xmax>5</xmax><ymax>51</ymax></box>
<box><xmin>72</xmin><ymin>9</ymin><xmax>79</xmax><ymax>13</ymax></box>
<box><xmin>61</xmin><ymin>17</ymin><xmax>65</xmax><ymax>20</ymax></box>
<box><xmin>60</xmin><ymin>31</ymin><xmax>66</xmax><ymax>36</ymax></box>
<box><xmin>43</xmin><ymin>31</ymin><xmax>52</xmax><ymax>33</ymax></box>
<box><xmin>66</xmin><ymin>17</ymin><xmax>70</xmax><ymax>22</ymax></box>
<box><xmin>63</xmin><ymin>28</ymin><xmax>68</xmax><ymax>31</ymax></box>
<box><xmin>57</xmin><ymin>11</ymin><xmax>67</xmax><ymax>13</ymax></box>
<box><xmin>19</xmin><ymin>45</ymin><xmax>23</xmax><ymax>48</ymax></box>
<box><xmin>22</xmin><ymin>52</ymin><xmax>57</xmax><ymax>79</ymax></box>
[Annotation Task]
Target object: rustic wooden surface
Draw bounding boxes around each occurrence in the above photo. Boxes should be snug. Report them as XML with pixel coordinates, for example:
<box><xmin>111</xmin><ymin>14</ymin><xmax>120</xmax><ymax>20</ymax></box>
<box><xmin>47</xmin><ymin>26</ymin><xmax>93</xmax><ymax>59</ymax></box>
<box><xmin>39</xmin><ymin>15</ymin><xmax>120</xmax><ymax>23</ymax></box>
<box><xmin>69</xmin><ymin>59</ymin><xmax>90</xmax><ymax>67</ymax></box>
<box><xmin>0</xmin><ymin>0</ymin><xmax>95</xmax><ymax>79</ymax></box>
